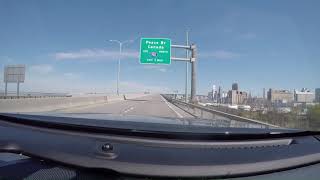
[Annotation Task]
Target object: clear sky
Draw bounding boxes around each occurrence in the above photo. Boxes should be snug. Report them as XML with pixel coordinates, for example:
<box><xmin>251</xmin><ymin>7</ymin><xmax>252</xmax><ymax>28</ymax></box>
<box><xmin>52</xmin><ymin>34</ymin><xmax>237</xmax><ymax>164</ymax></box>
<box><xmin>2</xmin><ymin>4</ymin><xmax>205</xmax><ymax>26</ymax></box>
<box><xmin>0</xmin><ymin>0</ymin><xmax>319</xmax><ymax>95</ymax></box>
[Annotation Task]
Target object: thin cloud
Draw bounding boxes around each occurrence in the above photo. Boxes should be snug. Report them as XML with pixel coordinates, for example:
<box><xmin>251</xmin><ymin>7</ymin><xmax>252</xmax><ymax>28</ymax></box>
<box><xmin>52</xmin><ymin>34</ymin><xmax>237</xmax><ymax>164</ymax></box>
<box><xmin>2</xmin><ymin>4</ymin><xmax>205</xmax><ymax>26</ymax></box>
<box><xmin>54</xmin><ymin>49</ymin><xmax>139</xmax><ymax>61</ymax></box>
<box><xmin>30</xmin><ymin>64</ymin><xmax>54</xmax><ymax>74</ymax></box>
<box><xmin>23</xmin><ymin>72</ymin><xmax>106</xmax><ymax>94</ymax></box>
<box><xmin>158</xmin><ymin>68</ymin><xmax>167</xmax><ymax>72</ymax></box>
<box><xmin>63</xmin><ymin>72</ymin><xmax>79</xmax><ymax>79</ymax></box>
<box><xmin>120</xmin><ymin>81</ymin><xmax>171</xmax><ymax>93</ymax></box>
<box><xmin>199</xmin><ymin>50</ymin><xmax>242</xmax><ymax>59</ymax></box>
<box><xmin>143</xmin><ymin>65</ymin><xmax>167</xmax><ymax>73</ymax></box>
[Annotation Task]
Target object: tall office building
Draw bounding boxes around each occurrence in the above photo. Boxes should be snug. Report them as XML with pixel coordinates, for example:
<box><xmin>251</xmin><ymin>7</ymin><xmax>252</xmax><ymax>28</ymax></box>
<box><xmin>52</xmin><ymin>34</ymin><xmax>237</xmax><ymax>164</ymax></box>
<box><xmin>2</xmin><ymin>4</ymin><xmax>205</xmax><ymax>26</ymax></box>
<box><xmin>263</xmin><ymin>88</ymin><xmax>266</xmax><ymax>99</ymax></box>
<box><xmin>208</xmin><ymin>91</ymin><xmax>213</xmax><ymax>100</ymax></box>
<box><xmin>267</xmin><ymin>89</ymin><xmax>293</xmax><ymax>103</ymax></box>
<box><xmin>212</xmin><ymin>85</ymin><xmax>216</xmax><ymax>93</ymax></box>
<box><xmin>228</xmin><ymin>83</ymin><xmax>247</xmax><ymax>105</ymax></box>
<box><xmin>228</xmin><ymin>90</ymin><xmax>248</xmax><ymax>105</ymax></box>
<box><xmin>218</xmin><ymin>86</ymin><xmax>222</xmax><ymax>103</ymax></box>
<box><xmin>232</xmin><ymin>83</ymin><xmax>238</xmax><ymax>91</ymax></box>
<box><xmin>294</xmin><ymin>88</ymin><xmax>315</xmax><ymax>103</ymax></box>
<box><xmin>212</xmin><ymin>85</ymin><xmax>217</xmax><ymax>101</ymax></box>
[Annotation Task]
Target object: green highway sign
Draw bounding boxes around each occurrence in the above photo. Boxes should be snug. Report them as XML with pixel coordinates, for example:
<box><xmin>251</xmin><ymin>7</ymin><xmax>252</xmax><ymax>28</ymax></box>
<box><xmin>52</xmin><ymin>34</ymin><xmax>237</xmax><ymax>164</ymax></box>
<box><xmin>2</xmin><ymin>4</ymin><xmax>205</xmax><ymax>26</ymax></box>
<box><xmin>140</xmin><ymin>38</ymin><xmax>171</xmax><ymax>65</ymax></box>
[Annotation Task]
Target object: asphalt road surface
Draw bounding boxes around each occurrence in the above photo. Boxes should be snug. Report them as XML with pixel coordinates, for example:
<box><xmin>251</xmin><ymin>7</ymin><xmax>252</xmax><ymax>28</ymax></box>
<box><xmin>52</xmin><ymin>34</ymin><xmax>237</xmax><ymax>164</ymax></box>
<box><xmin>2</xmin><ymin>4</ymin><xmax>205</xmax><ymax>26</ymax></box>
<box><xmin>50</xmin><ymin>94</ymin><xmax>270</xmax><ymax>129</ymax></box>
<box><xmin>55</xmin><ymin>94</ymin><xmax>194</xmax><ymax>119</ymax></box>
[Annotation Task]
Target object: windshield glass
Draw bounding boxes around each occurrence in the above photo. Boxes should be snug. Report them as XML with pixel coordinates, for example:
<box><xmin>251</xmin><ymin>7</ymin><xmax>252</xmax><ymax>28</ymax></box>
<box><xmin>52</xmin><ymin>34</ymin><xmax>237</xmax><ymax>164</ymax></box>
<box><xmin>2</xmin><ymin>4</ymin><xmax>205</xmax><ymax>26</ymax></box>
<box><xmin>0</xmin><ymin>0</ymin><xmax>319</xmax><ymax>133</ymax></box>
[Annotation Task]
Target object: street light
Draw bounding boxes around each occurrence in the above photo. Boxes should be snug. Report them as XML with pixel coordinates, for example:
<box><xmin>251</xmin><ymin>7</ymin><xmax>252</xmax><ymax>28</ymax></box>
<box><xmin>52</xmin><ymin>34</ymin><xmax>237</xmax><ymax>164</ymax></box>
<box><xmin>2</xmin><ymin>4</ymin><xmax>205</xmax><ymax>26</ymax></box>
<box><xmin>109</xmin><ymin>39</ymin><xmax>134</xmax><ymax>95</ymax></box>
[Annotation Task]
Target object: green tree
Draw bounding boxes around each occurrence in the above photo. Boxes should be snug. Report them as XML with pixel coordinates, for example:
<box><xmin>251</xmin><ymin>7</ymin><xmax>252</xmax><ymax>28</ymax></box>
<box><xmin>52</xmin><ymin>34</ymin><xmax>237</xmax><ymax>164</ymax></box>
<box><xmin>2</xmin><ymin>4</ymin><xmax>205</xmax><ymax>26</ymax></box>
<box><xmin>308</xmin><ymin>105</ymin><xmax>320</xmax><ymax>130</ymax></box>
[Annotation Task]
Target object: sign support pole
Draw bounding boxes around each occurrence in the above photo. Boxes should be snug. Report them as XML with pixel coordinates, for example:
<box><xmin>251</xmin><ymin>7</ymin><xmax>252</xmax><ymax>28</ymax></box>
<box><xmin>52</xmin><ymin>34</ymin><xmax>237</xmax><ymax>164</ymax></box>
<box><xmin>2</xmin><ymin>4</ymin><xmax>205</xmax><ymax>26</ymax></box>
<box><xmin>190</xmin><ymin>44</ymin><xmax>197</xmax><ymax>103</ymax></box>
<box><xmin>185</xmin><ymin>30</ymin><xmax>189</xmax><ymax>102</ymax></box>
<box><xmin>5</xmin><ymin>82</ymin><xmax>7</xmax><ymax>97</ymax></box>
<box><xmin>17</xmin><ymin>81</ymin><xmax>20</xmax><ymax>97</ymax></box>
<box><xmin>170</xmin><ymin>44</ymin><xmax>197</xmax><ymax>103</ymax></box>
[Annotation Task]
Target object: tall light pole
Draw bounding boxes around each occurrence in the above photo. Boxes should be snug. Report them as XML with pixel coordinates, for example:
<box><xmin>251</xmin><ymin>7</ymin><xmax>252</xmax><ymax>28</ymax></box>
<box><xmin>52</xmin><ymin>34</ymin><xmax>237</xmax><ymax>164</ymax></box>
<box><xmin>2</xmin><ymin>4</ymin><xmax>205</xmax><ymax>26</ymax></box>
<box><xmin>109</xmin><ymin>39</ymin><xmax>133</xmax><ymax>95</ymax></box>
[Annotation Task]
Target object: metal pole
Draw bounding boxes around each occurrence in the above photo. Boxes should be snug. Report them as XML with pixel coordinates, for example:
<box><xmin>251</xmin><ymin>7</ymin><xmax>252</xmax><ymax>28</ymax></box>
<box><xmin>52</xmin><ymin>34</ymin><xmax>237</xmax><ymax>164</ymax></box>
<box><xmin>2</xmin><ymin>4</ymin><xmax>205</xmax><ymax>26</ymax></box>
<box><xmin>170</xmin><ymin>43</ymin><xmax>197</xmax><ymax>103</ymax></box>
<box><xmin>5</xmin><ymin>82</ymin><xmax>7</xmax><ymax>97</ymax></box>
<box><xmin>185</xmin><ymin>30</ymin><xmax>189</xmax><ymax>102</ymax></box>
<box><xmin>190</xmin><ymin>44</ymin><xmax>197</xmax><ymax>103</ymax></box>
<box><xmin>171</xmin><ymin>44</ymin><xmax>191</xmax><ymax>49</ymax></box>
<box><xmin>17</xmin><ymin>82</ymin><xmax>20</xmax><ymax>97</ymax></box>
<box><xmin>117</xmin><ymin>43</ymin><xmax>122</xmax><ymax>96</ymax></box>
<box><xmin>109</xmin><ymin>39</ymin><xmax>133</xmax><ymax>96</ymax></box>
<box><xmin>170</xmin><ymin>57</ymin><xmax>190</xmax><ymax>61</ymax></box>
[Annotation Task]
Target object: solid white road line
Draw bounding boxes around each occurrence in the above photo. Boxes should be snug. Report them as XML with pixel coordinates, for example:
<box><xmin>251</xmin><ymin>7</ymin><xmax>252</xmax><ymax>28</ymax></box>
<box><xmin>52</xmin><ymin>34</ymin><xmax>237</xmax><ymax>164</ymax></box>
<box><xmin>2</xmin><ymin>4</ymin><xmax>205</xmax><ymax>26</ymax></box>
<box><xmin>160</xmin><ymin>95</ymin><xmax>183</xmax><ymax>118</ymax></box>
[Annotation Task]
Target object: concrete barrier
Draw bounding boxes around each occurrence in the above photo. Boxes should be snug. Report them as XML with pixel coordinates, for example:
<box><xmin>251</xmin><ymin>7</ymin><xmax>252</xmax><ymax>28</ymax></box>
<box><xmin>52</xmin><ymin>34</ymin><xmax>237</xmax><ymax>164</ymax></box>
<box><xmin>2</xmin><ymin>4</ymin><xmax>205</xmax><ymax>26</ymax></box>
<box><xmin>0</xmin><ymin>93</ymin><xmax>146</xmax><ymax>113</ymax></box>
<box><xmin>164</xmin><ymin>96</ymin><xmax>279</xmax><ymax>128</ymax></box>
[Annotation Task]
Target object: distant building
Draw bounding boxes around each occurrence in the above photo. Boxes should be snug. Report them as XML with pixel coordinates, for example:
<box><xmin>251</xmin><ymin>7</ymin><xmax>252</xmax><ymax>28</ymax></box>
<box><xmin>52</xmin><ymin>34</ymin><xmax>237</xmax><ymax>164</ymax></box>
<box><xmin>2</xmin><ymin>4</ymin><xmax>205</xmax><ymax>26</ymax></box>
<box><xmin>208</xmin><ymin>85</ymin><xmax>218</xmax><ymax>101</ymax></box>
<box><xmin>316</xmin><ymin>88</ymin><xmax>320</xmax><ymax>103</ymax></box>
<box><xmin>208</xmin><ymin>91</ymin><xmax>213</xmax><ymax>100</ymax></box>
<box><xmin>267</xmin><ymin>89</ymin><xmax>293</xmax><ymax>103</ymax></box>
<box><xmin>232</xmin><ymin>83</ymin><xmax>238</xmax><ymax>91</ymax></box>
<box><xmin>294</xmin><ymin>88</ymin><xmax>315</xmax><ymax>103</ymax></box>
<box><xmin>217</xmin><ymin>86</ymin><xmax>222</xmax><ymax>103</ymax></box>
<box><xmin>212</xmin><ymin>85</ymin><xmax>216</xmax><ymax>94</ymax></box>
<box><xmin>228</xmin><ymin>90</ymin><xmax>248</xmax><ymax>105</ymax></box>
<box><xmin>222</xmin><ymin>91</ymin><xmax>228</xmax><ymax>103</ymax></box>
<box><xmin>263</xmin><ymin>88</ymin><xmax>266</xmax><ymax>99</ymax></box>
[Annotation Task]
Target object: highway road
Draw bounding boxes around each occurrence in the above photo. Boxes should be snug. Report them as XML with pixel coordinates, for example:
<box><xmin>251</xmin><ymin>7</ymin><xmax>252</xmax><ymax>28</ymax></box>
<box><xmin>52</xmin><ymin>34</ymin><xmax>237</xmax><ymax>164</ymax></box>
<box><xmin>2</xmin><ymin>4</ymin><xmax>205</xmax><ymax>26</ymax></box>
<box><xmin>50</xmin><ymin>94</ymin><xmax>270</xmax><ymax>129</ymax></box>
<box><xmin>55</xmin><ymin>94</ymin><xmax>194</xmax><ymax>119</ymax></box>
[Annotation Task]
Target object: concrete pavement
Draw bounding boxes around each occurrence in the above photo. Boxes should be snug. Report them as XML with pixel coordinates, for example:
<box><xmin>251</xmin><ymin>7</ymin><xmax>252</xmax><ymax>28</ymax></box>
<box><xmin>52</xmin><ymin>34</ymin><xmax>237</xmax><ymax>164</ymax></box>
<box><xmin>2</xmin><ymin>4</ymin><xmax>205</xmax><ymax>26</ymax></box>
<box><xmin>0</xmin><ymin>93</ymin><xmax>271</xmax><ymax>128</ymax></box>
<box><xmin>55</xmin><ymin>94</ymin><xmax>194</xmax><ymax>119</ymax></box>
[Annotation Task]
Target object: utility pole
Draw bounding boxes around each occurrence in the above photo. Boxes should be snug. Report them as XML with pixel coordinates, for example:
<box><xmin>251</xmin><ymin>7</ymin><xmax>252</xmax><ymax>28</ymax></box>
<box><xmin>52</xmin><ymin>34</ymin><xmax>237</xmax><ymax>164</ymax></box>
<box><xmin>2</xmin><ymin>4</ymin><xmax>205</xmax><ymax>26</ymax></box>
<box><xmin>190</xmin><ymin>44</ymin><xmax>197</xmax><ymax>103</ymax></box>
<box><xmin>17</xmin><ymin>81</ymin><xmax>20</xmax><ymax>97</ymax></box>
<box><xmin>4</xmin><ymin>82</ymin><xmax>7</xmax><ymax>97</ymax></box>
<box><xmin>185</xmin><ymin>30</ymin><xmax>189</xmax><ymax>102</ymax></box>
<box><xmin>109</xmin><ymin>39</ymin><xmax>133</xmax><ymax>95</ymax></box>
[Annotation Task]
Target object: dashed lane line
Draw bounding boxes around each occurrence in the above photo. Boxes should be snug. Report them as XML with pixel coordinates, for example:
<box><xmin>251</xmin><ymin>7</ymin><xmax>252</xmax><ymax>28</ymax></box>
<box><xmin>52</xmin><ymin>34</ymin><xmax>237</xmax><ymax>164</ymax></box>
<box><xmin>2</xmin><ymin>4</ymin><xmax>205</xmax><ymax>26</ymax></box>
<box><xmin>123</xmin><ymin>106</ymin><xmax>135</xmax><ymax>114</ymax></box>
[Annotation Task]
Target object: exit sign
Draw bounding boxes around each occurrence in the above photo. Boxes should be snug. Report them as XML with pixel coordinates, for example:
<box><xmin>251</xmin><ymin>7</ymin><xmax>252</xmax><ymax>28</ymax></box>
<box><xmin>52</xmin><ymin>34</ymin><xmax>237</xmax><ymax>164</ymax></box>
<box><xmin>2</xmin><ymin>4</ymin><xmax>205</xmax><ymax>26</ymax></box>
<box><xmin>139</xmin><ymin>38</ymin><xmax>171</xmax><ymax>65</ymax></box>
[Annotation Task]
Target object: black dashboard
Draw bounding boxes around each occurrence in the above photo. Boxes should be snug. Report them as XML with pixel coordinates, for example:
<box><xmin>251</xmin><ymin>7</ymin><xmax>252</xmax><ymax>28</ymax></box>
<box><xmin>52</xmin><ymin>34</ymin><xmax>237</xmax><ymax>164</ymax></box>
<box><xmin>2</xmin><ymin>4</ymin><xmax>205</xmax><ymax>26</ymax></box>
<box><xmin>1</xmin><ymin>113</ymin><xmax>320</xmax><ymax>179</ymax></box>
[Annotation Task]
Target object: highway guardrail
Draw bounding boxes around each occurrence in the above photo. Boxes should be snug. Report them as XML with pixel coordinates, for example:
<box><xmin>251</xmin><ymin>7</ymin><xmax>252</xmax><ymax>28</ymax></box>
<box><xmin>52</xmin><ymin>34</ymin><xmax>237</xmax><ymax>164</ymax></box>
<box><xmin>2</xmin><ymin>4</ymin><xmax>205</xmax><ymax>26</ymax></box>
<box><xmin>163</xmin><ymin>95</ymin><xmax>279</xmax><ymax>128</ymax></box>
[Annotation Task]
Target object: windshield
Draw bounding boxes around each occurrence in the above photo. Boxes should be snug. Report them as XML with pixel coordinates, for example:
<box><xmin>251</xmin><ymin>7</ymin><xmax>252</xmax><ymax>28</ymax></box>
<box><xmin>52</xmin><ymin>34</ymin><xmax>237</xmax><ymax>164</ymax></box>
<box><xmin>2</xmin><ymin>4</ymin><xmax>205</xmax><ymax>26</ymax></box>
<box><xmin>2</xmin><ymin>1</ymin><xmax>320</xmax><ymax>179</ymax></box>
<box><xmin>0</xmin><ymin>0</ymin><xmax>319</xmax><ymax>133</ymax></box>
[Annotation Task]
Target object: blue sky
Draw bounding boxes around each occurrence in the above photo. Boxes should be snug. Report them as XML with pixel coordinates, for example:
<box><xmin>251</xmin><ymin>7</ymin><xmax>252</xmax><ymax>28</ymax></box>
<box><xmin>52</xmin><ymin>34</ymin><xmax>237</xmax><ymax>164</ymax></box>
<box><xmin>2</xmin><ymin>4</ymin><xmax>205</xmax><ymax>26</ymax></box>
<box><xmin>0</xmin><ymin>0</ymin><xmax>319</xmax><ymax>96</ymax></box>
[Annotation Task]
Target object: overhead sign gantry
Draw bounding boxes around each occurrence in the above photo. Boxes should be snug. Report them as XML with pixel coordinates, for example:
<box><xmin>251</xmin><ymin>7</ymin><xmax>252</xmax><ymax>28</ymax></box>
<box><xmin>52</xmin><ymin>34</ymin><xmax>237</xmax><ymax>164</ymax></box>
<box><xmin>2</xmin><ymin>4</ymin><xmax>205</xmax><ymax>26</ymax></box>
<box><xmin>139</xmin><ymin>38</ymin><xmax>198</xmax><ymax>103</ymax></box>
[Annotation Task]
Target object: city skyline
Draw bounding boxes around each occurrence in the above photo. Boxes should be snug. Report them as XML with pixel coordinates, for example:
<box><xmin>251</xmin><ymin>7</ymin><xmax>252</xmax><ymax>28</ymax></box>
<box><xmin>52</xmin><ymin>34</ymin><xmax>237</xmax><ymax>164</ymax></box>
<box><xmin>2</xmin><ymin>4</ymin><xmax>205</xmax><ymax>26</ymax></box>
<box><xmin>208</xmin><ymin>82</ymin><xmax>319</xmax><ymax>102</ymax></box>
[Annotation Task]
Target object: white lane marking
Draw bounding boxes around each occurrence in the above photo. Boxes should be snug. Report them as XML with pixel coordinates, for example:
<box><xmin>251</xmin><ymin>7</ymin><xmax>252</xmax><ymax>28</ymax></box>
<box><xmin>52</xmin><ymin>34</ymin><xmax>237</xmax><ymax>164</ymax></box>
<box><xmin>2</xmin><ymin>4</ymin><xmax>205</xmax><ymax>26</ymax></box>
<box><xmin>161</xmin><ymin>96</ymin><xmax>183</xmax><ymax>118</ymax></box>
<box><xmin>123</xmin><ymin>106</ymin><xmax>134</xmax><ymax>114</ymax></box>
<box><xmin>56</xmin><ymin>99</ymin><xmax>123</xmax><ymax>113</ymax></box>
